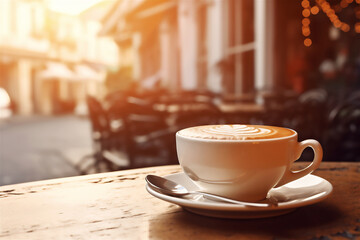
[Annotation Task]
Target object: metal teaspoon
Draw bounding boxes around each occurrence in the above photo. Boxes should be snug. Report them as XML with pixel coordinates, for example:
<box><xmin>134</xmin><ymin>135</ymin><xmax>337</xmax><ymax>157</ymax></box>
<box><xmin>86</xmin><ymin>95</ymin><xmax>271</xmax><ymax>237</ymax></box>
<box><xmin>145</xmin><ymin>175</ymin><xmax>276</xmax><ymax>208</ymax></box>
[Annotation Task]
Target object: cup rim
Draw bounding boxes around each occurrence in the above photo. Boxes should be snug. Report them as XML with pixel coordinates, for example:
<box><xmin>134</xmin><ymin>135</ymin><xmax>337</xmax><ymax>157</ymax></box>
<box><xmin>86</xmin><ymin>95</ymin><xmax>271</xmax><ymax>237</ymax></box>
<box><xmin>176</xmin><ymin>124</ymin><xmax>298</xmax><ymax>142</ymax></box>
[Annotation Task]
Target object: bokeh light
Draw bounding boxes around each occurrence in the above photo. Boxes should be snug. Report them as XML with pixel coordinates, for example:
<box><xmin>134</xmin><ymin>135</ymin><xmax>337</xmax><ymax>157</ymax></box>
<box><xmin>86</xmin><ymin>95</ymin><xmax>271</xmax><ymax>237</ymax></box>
<box><xmin>302</xmin><ymin>9</ymin><xmax>311</xmax><ymax>17</ymax></box>
<box><xmin>355</xmin><ymin>22</ymin><xmax>360</xmax><ymax>32</ymax></box>
<box><xmin>311</xmin><ymin>6</ymin><xmax>320</xmax><ymax>15</ymax></box>
<box><xmin>302</xmin><ymin>0</ymin><xmax>310</xmax><ymax>8</ymax></box>
<box><xmin>304</xmin><ymin>38</ymin><xmax>312</xmax><ymax>47</ymax></box>
<box><xmin>302</xmin><ymin>18</ymin><xmax>311</xmax><ymax>26</ymax></box>
<box><xmin>341</xmin><ymin>23</ymin><xmax>350</xmax><ymax>32</ymax></box>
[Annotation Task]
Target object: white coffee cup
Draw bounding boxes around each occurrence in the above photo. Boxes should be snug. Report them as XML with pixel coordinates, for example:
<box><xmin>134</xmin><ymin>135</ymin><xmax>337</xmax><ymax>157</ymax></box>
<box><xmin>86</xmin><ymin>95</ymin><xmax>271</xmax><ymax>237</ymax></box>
<box><xmin>176</xmin><ymin>124</ymin><xmax>323</xmax><ymax>202</ymax></box>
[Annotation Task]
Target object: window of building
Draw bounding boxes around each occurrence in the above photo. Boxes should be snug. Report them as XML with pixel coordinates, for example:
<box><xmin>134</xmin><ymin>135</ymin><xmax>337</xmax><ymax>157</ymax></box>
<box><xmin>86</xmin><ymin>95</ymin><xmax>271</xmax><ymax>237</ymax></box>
<box><xmin>220</xmin><ymin>0</ymin><xmax>274</xmax><ymax>96</ymax></box>
<box><xmin>197</xmin><ymin>4</ymin><xmax>208</xmax><ymax>91</ymax></box>
<box><xmin>223</xmin><ymin>0</ymin><xmax>255</xmax><ymax>95</ymax></box>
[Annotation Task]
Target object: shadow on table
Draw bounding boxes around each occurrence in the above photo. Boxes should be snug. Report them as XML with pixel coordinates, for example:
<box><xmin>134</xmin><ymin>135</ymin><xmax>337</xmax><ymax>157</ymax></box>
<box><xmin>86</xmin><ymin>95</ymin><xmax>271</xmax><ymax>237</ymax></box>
<box><xmin>148</xmin><ymin>202</ymin><xmax>342</xmax><ymax>239</ymax></box>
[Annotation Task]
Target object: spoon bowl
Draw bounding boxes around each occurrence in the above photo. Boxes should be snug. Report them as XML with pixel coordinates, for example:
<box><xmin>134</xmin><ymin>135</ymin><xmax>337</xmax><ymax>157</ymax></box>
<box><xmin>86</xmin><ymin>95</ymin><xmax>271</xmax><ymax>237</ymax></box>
<box><xmin>146</xmin><ymin>174</ymin><xmax>188</xmax><ymax>196</ymax></box>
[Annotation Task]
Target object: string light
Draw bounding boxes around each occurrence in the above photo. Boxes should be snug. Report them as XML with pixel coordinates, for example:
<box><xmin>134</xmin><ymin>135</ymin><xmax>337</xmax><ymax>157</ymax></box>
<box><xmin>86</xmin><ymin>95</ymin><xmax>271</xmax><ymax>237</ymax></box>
<box><xmin>304</xmin><ymin>38</ymin><xmax>312</xmax><ymax>47</ymax></box>
<box><xmin>301</xmin><ymin>0</ymin><xmax>360</xmax><ymax>47</ymax></box>
<box><xmin>302</xmin><ymin>17</ymin><xmax>311</xmax><ymax>25</ymax></box>
<box><xmin>341</xmin><ymin>23</ymin><xmax>350</xmax><ymax>32</ymax></box>
<box><xmin>302</xmin><ymin>26</ymin><xmax>311</xmax><ymax>36</ymax></box>
<box><xmin>316</xmin><ymin>0</ymin><xmax>346</xmax><ymax>30</ymax></box>
<box><xmin>302</xmin><ymin>0</ymin><xmax>310</xmax><ymax>8</ymax></box>
<box><xmin>355</xmin><ymin>22</ymin><xmax>360</xmax><ymax>32</ymax></box>
<box><xmin>356</xmin><ymin>1</ymin><xmax>360</xmax><ymax>32</ymax></box>
<box><xmin>301</xmin><ymin>0</ymin><xmax>312</xmax><ymax>47</ymax></box>
<box><xmin>311</xmin><ymin>6</ymin><xmax>320</xmax><ymax>15</ymax></box>
<box><xmin>340</xmin><ymin>0</ymin><xmax>349</xmax><ymax>9</ymax></box>
<box><xmin>302</xmin><ymin>8</ymin><xmax>311</xmax><ymax>17</ymax></box>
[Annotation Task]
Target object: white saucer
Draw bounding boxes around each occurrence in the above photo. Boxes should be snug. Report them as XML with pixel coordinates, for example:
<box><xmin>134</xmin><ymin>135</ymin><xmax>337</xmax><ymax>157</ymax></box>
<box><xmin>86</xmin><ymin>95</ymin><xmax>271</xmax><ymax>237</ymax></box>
<box><xmin>146</xmin><ymin>173</ymin><xmax>333</xmax><ymax>219</ymax></box>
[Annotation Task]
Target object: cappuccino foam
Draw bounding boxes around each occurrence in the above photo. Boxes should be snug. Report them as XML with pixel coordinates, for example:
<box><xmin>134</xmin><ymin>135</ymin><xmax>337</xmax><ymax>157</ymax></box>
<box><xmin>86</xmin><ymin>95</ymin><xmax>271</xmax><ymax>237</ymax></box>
<box><xmin>178</xmin><ymin>125</ymin><xmax>294</xmax><ymax>140</ymax></box>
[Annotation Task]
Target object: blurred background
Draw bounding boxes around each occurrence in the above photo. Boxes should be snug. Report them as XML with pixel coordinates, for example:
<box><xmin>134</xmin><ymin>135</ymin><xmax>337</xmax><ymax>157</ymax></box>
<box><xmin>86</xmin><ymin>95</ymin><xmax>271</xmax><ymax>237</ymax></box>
<box><xmin>0</xmin><ymin>0</ymin><xmax>359</xmax><ymax>186</ymax></box>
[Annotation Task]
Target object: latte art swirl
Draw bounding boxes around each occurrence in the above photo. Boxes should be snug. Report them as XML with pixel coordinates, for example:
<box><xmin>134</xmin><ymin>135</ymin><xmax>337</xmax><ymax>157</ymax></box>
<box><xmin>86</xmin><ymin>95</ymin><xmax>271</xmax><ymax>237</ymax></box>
<box><xmin>178</xmin><ymin>125</ymin><xmax>294</xmax><ymax>140</ymax></box>
<box><xmin>203</xmin><ymin>125</ymin><xmax>273</xmax><ymax>138</ymax></box>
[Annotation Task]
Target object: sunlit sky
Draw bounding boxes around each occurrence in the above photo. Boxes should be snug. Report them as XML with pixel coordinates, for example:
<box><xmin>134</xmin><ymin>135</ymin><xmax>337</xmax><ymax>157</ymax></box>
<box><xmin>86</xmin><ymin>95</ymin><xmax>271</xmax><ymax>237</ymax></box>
<box><xmin>47</xmin><ymin>0</ymin><xmax>104</xmax><ymax>15</ymax></box>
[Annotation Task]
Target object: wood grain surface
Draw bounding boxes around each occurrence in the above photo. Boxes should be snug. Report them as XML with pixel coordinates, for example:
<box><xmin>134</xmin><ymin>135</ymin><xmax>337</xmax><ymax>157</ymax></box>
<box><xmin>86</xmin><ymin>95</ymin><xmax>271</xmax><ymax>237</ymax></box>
<box><xmin>0</xmin><ymin>162</ymin><xmax>359</xmax><ymax>240</ymax></box>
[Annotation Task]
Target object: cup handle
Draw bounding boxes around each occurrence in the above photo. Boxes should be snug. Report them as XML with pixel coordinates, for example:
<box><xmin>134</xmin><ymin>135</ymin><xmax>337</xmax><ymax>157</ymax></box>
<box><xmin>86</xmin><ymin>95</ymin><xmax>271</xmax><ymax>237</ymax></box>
<box><xmin>275</xmin><ymin>139</ymin><xmax>323</xmax><ymax>187</ymax></box>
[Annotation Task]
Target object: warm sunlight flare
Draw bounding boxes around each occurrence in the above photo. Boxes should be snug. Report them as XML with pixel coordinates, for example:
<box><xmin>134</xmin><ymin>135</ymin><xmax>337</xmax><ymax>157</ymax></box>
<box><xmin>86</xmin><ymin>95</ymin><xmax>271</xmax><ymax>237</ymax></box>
<box><xmin>47</xmin><ymin>0</ymin><xmax>104</xmax><ymax>15</ymax></box>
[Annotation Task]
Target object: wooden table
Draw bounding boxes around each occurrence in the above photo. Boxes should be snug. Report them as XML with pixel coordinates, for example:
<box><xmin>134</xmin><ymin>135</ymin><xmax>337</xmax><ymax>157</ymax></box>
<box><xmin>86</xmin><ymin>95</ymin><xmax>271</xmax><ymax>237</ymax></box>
<box><xmin>0</xmin><ymin>162</ymin><xmax>359</xmax><ymax>239</ymax></box>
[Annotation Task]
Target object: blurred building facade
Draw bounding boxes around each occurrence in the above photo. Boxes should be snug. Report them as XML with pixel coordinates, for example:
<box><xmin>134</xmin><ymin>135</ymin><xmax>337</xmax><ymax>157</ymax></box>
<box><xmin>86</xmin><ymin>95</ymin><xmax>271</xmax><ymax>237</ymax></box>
<box><xmin>100</xmin><ymin>0</ymin><xmax>275</xmax><ymax>95</ymax></box>
<box><xmin>100</xmin><ymin>0</ymin><xmax>360</xmax><ymax>98</ymax></box>
<box><xmin>0</xmin><ymin>0</ymin><xmax>119</xmax><ymax>115</ymax></box>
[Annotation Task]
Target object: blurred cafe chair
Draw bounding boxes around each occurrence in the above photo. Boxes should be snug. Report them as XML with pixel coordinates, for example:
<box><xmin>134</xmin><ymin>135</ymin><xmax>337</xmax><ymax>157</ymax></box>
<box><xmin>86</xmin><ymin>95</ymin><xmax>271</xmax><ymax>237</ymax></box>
<box><xmin>261</xmin><ymin>90</ymin><xmax>298</xmax><ymax>127</ymax></box>
<box><xmin>324</xmin><ymin>91</ymin><xmax>360</xmax><ymax>162</ymax></box>
<box><xmin>295</xmin><ymin>88</ymin><xmax>328</xmax><ymax>141</ymax></box>
<box><xmin>168</xmin><ymin>91</ymin><xmax>221</xmax><ymax>128</ymax></box>
<box><xmin>220</xmin><ymin>93</ymin><xmax>256</xmax><ymax>104</ymax></box>
<box><xmin>124</xmin><ymin>96</ymin><xmax>178</xmax><ymax>168</ymax></box>
<box><xmin>261</xmin><ymin>88</ymin><xmax>328</xmax><ymax>145</ymax></box>
<box><xmin>77</xmin><ymin>95</ymin><xmax>129</xmax><ymax>174</ymax></box>
<box><xmin>216</xmin><ymin>93</ymin><xmax>260</xmax><ymax>124</ymax></box>
<box><xmin>173</xmin><ymin>102</ymin><xmax>221</xmax><ymax>128</ymax></box>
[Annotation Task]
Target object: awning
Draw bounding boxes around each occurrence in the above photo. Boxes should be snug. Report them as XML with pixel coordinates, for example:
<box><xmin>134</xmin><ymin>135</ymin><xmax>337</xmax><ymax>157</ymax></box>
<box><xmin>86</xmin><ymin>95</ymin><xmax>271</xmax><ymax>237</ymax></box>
<box><xmin>39</xmin><ymin>63</ymin><xmax>105</xmax><ymax>82</ymax></box>
<box><xmin>74</xmin><ymin>64</ymin><xmax>105</xmax><ymax>82</ymax></box>
<box><xmin>99</xmin><ymin>0</ymin><xmax>145</xmax><ymax>36</ymax></box>
<box><xmin>99</xmin><ymin>0</ymin><xmax>177</xmax><ymax>37</ymax></box>
<box><xmin>39</xmin><ymin>62</ymin><xmax>75</xmax><ymax>80</ymax></box>
<box><xmin>0</xmin><ymin>47</ymin><xmax>47</xmax><ymax>61</ymax></box>
<box><xmin>125</xmin><ymin>0</ymin><xmax>177</xmax><ymax>20</ymax></box>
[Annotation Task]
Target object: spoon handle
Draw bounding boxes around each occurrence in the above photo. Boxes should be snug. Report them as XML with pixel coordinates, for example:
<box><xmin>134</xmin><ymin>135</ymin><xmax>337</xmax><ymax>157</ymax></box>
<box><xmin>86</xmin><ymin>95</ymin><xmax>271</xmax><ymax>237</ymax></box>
<box><xmin>196</xmin><ymin>191</ymin><xmax>275</xmax><ymax>207</ymax></box>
